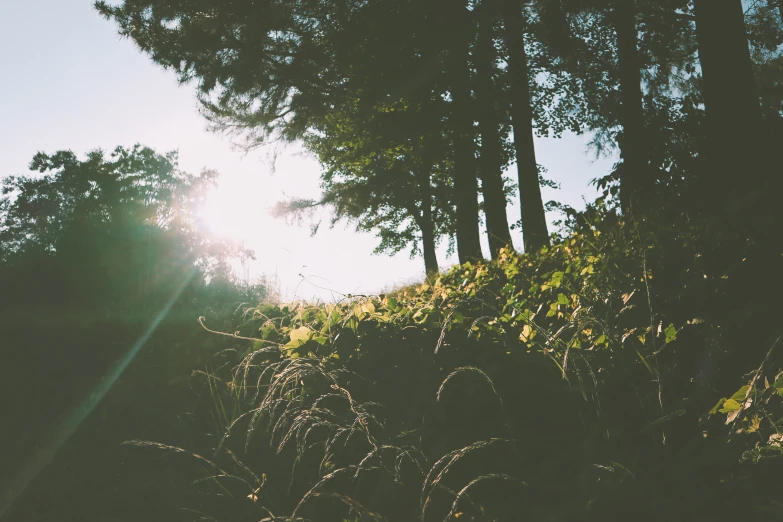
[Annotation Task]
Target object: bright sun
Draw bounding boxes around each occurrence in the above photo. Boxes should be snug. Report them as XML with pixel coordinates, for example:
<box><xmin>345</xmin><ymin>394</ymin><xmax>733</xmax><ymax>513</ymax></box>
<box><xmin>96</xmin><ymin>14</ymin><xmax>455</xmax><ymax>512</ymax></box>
<box><xmin>194</xmin><ymin>180</ymin><xmax>292</xmax><ymax>250</ymax></box>
<box><xmin>196</xmin><ymin>190</ymin><xmax>251</xmax><ymax>242</ymax></box>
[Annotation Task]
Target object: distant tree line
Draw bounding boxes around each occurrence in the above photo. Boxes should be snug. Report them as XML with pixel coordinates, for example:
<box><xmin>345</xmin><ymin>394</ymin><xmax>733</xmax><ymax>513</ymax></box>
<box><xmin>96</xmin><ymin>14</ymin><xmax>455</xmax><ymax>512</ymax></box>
<box><xmin>0</xmin><ymin>145</ymin><xmax>262</xmax><ymax>319</ymax></box>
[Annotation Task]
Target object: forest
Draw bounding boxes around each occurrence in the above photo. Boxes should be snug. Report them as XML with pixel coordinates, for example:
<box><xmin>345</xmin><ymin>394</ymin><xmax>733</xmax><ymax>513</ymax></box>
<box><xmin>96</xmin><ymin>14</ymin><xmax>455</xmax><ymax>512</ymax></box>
<box><xmin>1</xmin><ymin>0</ymin><xmax>783</xmax><ymax>520</ymax></box>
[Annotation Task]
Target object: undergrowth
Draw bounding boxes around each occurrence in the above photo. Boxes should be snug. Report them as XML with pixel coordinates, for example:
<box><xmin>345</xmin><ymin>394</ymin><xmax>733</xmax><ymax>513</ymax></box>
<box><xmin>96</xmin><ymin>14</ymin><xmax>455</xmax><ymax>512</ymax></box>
<box><xmin>128</xmin><ymin>207</ymin><xmax>783</xmax><ymax>521</ymax></box>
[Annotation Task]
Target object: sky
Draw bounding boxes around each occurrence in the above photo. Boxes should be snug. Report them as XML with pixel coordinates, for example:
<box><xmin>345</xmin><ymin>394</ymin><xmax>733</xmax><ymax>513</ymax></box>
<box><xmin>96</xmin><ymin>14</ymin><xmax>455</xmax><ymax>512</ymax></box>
<box><xmin>0</xmin><ymin>0</ymin><xmax>615</xmax><ymax>301</ymax></box>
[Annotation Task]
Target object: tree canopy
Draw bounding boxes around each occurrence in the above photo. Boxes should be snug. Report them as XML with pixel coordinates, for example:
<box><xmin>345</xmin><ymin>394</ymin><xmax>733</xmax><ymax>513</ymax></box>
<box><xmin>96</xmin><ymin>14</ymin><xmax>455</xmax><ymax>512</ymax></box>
<box><xmin>97</xmin><ymin>0</ymin><xmax>783</xmax><ymax>271</ymax></box>
<box><xmin>0</xmin><ymin>145</ymin><xmax>253</xmax><ymax>312</ymax></box>
<box><xmin>96</xmin><ymin>0</ymin><xmax>783</xmax><ymax>274</ymax></box>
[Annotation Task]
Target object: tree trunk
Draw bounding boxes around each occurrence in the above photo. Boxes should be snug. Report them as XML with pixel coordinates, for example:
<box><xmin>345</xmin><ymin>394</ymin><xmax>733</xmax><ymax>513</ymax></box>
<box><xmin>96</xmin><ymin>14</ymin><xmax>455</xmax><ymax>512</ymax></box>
<box><xmin>694</xmin><ymin>0</ymin><xmax>774</xmax><ymax>395</ymax></box>
<box><xmin>476</xmin><ymin>0</ymin><xmax>513</xmax><ymax>258</ymax></box>
<box><xmin>613</xmin><ymin>0</ymin><xmax>649</xmax><ymax>212</ymax></box>
<box><xmin>694</xmin><ymin>0</ymin><xmax>763</xmax><ymax>208</ymax></box>
<box><xmin>420</xmin><ymin>212</ymin><xmax>439</xmax><ymax>276</ymax></box>
<box><xmin>451</xmin><ymin>3</ymin><xmax>484</xmax><ymax>264</ymax></box>
<box><xmin>416</xmin><ymin>167</ymin><xmax>440</xmax><ymax>276</ymax></box>
<box><xmin>502</xmin><ymin>0</ymin><xmax>549</xmax><ymax>253</ymax></box>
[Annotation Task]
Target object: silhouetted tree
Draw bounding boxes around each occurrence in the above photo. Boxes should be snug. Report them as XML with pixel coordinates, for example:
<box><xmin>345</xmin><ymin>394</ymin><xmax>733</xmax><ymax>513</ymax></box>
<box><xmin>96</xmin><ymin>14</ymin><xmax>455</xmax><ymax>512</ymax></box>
<box><xmin>446</xmin><ymin>0</ymin><xmax>486</xmax><ymax>263</ymax></box>
<box><xmin>611</xmin><ymin>0</ymin><xmax>649</xmax><ymax>211</ymax></box>
<box><xmin>476</xmin><ymin>0</ymin><xmax>514</xmax><ymax>258</ymax></box>
<box><xmin>502</xmin><ymin>0</ymin><xmax>550</xmax><ymax>251</ymax></box>
<box><xmin>694</xmin><ymin>0</ymin><xmax>763</xmax><ymax>212</ymax></box>
<box><xmin>275</xmin><ymin>101</ymin><xmax>453</xmax><ymax>275</ymax></box>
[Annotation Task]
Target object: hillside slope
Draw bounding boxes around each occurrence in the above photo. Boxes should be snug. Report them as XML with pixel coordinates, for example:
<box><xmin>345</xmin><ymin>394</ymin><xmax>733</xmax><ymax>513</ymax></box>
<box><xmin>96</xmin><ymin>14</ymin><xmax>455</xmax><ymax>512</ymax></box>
<box><xmin>127</xmin><ymin>209</ymin><xmax>783</xmax><ymax>521</ymax></box>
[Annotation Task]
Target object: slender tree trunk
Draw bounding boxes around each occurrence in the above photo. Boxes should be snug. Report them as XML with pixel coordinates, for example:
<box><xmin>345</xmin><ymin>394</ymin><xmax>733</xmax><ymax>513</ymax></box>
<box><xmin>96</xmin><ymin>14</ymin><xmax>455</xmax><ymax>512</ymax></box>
<box><xmin>694</xmin><ymin>0</ymin><xmax>763</xmax><ymax>208</ymax></box>
<box><xmin>476</xmin><ymin>0</ymin><xmax>513</xmax><ymax>259</ymax></box>
<box><xmin>420</xmin><ymin>211</ymin><xmax>439</xmax><ymax>276</ymax></box>
<box><xmin>502</xmin><ymin>0</ymin><xmax>549</xmax><ymax>253</ymax></box>
<box><xmin>613</xmin><ymin>0</ymin><xmax>649</xmax><ymax>212</ymax></box>
<box><xmin>416</xmin><ymin>166</ymin><xmax>440</xmax><ymax>276</ymax></box>
<box><xmin>451</xmin><ymin>3</ymin><xmax>484</xmax><ymax>264</ymax></box>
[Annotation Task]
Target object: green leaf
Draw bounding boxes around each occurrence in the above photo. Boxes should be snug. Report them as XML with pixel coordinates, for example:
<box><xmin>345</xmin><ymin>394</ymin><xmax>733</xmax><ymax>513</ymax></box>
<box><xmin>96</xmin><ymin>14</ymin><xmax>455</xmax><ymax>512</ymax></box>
<box><xmin>556</xmin><ymin>293</ymin><xmax>569</xmax><ymax>306</ymax></box>
<box><xmin>709</xmin><ymin>397</ymin><xmax>728</xmax><ymax>415</ymax></box>
<box><xmin>719</xmin><ymin>399</ymin><xmax>741</xmax><ymax>413</ymax></box>
<box><xmin>542</xmin><ymin>271</ymin><xmax>565</xmax><ymax>291</ymax></box>
<box><xmin>730</xmin><ymin>385</ymin><xmax>750</xmax><ymax>402</ymax></box>
<box><xmin>285</xmin><ymin>326</ymin><xmax>313</xmax><ymax>349</ymax></box>
<box><xmin>259</xmin><ymin>324</ymin><xmax>278</xmax><ymax>340</ymax></box>
<box><xmin>518</xmin><ymin>309</ymin><xmax>536</xmax><ymax>322</ymax></box>
<box><xmin>353</xmin><ymin>305</ymin><xmax>368</xmax><ymax>321</ymax></box>
<box><xmin>772</xmin><ymin>375</ymin><xmax>783</xmax><ymax>396</ymax></box>
<box><xmin>664</xmin><ymin>324</ymin><xmax>677</xmax><ymax>344</ymax></box>
<box><xmin>520</xmin><ymin>324</ymin><xmax>535</xmax><ymax>342</ymax></box>
<box><xmin>290</xmin><ymin>326</ymin><xmax>312</xmax><ymax>343</ymax></box>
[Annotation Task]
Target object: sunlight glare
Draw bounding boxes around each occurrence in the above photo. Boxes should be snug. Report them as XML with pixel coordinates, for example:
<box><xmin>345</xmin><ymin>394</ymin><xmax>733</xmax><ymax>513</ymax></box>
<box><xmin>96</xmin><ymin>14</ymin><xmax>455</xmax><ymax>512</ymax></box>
<box><xmin>197</xmin><ymin>189</ymin><xmax>247</xmax><ymax>242</ymax></box>
<box><xmin>195</xmin><ymin>178</ymin><xmax>278</xmax><ymax>245</ymax></box>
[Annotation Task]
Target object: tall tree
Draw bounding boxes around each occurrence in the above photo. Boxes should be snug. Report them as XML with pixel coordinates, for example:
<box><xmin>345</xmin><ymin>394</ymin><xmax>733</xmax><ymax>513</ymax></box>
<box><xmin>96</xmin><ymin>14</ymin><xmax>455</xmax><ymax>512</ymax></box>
<box><xmin>502</xmin><ymin>0</ymin><xmax>550</xmax><ymax>252</ymax></box>
<box><xmin>100</xmin><ymin>0</ymin><xmax>484</xmax><ymax>266</ymax></box>
<box><xmin>448</xmin><ymin>0</ymin><xmax>485</xmax><ymax>263</ymax></box>
<box><xmin>475</xmin><ymin>0</ymin><xmax>514</xmax><ymax>258</ymax></box>
<box><xmin>277</xmin><ymin>102</ymin><xmax>452</xmax><ymax>275</ymax></box>
<box><xmin>539</xmin><ymin>0</ymin><xmax>699</xmax><ymax>209</ymax></box>
<box><xmin>612</xmin><ymin>0</ymin><xmax>650</xmax><ymax>211</ymax></box>
<box><xmin>416</xmin><ymin>161</ymin><xmax>441</xmax><ymax>276</ymax></box>
<box><xmin>693</xmin><ymin>0</ymin><xmax>763</xmax><ymax>209</ymax></box>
